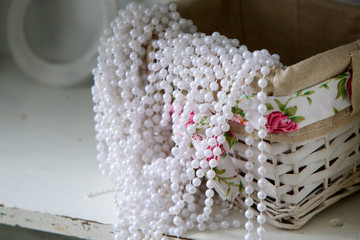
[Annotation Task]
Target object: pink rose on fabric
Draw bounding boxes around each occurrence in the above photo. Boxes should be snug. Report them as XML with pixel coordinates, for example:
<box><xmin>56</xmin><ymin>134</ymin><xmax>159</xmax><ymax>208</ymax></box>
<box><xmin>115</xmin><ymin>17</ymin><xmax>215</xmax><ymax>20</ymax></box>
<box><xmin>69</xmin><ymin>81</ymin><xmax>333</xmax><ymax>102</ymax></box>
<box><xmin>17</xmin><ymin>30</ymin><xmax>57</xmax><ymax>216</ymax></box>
<box><xmin>171</xmin><ymin>104</ymin><xmax>195</xmax><ymax>127</ymax></box>
<box><xmin>185</xmin><ymin>111</ymin><xmax>195</xmax><ymax>127</ymax></box>
<box><xmin>346</xmin><ymin>72</ymin><xmax>352</xmax><ymax>99</ymax></box>
<box><xmin>232</xmin><ymin>115</ymin><xmax>246</xmax><ymax>125</ymax></box>
<box><xmin>265</xmin><ymin>111</ymin><xmax>298</xmax><ymax>133</ymax></box>
<box><xmin>206</xmin><ymin>143</ymin><xmax>226</xmax><ymax>162</ymax></box>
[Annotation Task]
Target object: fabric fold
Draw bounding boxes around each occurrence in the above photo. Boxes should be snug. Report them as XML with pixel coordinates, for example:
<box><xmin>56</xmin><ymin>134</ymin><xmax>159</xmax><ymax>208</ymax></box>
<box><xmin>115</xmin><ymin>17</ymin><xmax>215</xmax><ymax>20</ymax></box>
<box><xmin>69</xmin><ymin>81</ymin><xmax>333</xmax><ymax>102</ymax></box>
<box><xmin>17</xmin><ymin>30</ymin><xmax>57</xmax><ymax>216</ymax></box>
<box><xmin>351</xmin><ymin>48</ymin><xmax>360</xmax><ymax>114</ymax></box>
<box><xmin>273</xmin><ymin>40</ymin><xmax>360</xmax><ymax>97</ymax></box>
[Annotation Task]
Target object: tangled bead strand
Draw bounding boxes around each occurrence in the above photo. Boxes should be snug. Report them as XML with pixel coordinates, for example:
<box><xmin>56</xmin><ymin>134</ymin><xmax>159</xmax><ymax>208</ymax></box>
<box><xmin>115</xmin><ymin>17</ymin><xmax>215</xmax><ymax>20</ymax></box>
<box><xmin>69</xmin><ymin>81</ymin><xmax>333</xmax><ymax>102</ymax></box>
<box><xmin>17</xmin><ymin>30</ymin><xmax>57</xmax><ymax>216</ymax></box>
<box><xmin>92</xmin><ymin>2</ymin><xmax>281</xmax><ymax>240</ymax></box>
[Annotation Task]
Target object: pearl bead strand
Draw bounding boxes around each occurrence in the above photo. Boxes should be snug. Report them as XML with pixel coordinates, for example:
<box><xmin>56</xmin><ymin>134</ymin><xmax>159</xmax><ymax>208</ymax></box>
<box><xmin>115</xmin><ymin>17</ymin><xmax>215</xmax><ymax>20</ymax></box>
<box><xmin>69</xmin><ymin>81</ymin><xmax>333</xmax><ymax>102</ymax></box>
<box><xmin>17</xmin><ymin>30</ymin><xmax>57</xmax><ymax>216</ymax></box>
<box><xmin>92</xmin><ymin>2</ymin><xmax>281</xmax><ymax>240</ymax></box>
<box><xmin>255</xmin><ymin>63</ymin><xmax>272</xmax><ymax>240</ymax></box>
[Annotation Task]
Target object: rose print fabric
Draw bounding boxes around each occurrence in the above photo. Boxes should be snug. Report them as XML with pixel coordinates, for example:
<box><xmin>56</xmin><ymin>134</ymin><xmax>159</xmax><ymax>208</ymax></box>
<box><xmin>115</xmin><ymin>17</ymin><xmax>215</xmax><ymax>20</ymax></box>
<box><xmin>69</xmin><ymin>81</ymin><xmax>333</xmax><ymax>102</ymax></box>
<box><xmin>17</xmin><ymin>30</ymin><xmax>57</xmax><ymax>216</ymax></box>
<box><xmin>232</xmin><ymin>71</ymin><xmax>352</xmax><ymax>133</ymax></box>
<box><xmin>188</xmin><ymin>71</ymin><xmax>353</xmax><ymax>200</ymax></box>
<box><xmin>265</xmin><ymin>111</ymin><xmax>298</xmax><ymax>133</ymax></box>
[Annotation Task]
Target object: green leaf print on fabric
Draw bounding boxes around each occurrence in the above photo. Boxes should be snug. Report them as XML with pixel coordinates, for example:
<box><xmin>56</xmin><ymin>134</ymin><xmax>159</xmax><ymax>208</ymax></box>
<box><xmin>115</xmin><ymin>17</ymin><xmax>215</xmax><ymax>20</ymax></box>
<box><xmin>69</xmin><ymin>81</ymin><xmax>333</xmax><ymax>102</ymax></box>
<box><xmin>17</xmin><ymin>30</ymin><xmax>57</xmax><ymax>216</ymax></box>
<box><xmin>319</xmin><ymin>83</ymin><xmax>330</xmax><ymax>89</ymax></box>
<box><xmin>265</xmin><ymin>103</ymin><xmax>274</xmax><ymax>110</ymax></box>
<box><xmin>336</xmin><ymin>78</ymin><xmax>348</xmax><ymax>100</ymax></box>
<box><xmin>213</xmin><ymin>167</ymin><xmax>226</xmax><ymax>175</ymax></box>
<box><xmin>290</xmin><ymin>116</ymin><xmax>305</xmax><ymax>123</ymax></box>
<box><xmin>213</xmin><ymin>167</ymin><xmax>244</xmax><ymax>197</ymax></box>
<box><xmin>231</xmin><ymin>106</ymin><xmax>245</xmax><ymax>117</ymax></box>
<box><xmin>268</xmin><ymin>91</ymin><xmax>311</xmax><ymax>126</ymax></box>
<box><xmin>274</xmin><ymin>99</ymin><xmax>285</xmax><ymax>111</ymax></box>
<box><xmin>303</xmin><ymin>90</ymin><xmax>315</xmax><ymax>96</ymax></box>
<box><xmin>200</xmin><ymin>116</ymin><xmax>207</xmax><ymax>125</ymax></box>
<box><xmin>334</xmin><ymin>72</ymin><xmax>349</xmax><ymax>80</ymax></box>
<box><xmin>224</xmin><ymin>132</ymin><xmax>237</xmax><ymax>150</ymax></box>
<box><xmin>285</xmin><ymin>106</ymin><xmax>297</xmax><ymax>117</ymax></box>
<box><xmin>307</xmin><ymin>97</ymin><xmax>312</xmax><ymax>105</ymax></box>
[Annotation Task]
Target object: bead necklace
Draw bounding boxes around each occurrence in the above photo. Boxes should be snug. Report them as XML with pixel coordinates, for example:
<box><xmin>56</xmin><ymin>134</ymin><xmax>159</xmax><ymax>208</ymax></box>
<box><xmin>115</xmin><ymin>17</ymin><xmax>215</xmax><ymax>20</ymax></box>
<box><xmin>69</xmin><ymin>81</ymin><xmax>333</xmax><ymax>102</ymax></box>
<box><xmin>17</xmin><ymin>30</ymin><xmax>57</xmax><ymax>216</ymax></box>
<box><xmin>92</xmin><ymin>2</ymin><xmax>281</xmax><ymax>239</ymax></box>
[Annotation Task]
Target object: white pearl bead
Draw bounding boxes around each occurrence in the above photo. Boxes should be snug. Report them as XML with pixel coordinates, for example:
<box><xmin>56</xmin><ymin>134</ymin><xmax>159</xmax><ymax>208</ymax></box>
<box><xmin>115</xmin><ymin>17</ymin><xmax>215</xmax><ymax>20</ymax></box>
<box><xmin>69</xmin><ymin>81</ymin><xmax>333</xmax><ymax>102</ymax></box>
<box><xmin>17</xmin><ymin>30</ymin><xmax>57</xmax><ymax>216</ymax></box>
<box><xmin>209</xmin><ymin>222</ymin><xmax>217</xmax><ymax>231</ymax></box>
<box><xmin>257</xmin><ymin>104</ymin><xmax>267</xmax><ymax>114</ymax></box>
<box><xmin>257</xmin><ymin>226</ymin><xmax>266</xmax><ymax>236</ymax></box>
<box><xmin>191</xmin><ymin>159</ymin><xmax>200</xmax><ymax>169</ymax></box>
<box><xmin>205</xmin><ymin>128</ymin><xmax>213</xmax><ymax>137</ymax></box>
<box><xmin>206</xmin><ymin>179</ymin><xmax>215</xmax><ymax>188</ymax></box>
<box><xmin>204</xmin><ymin>149</ymin><xmax>213</xmax><ymax>158</ymax></box>
<box><xmin>244</xmin><ymin>233</ymin><xmax>253</xmax><ymax>240</ymax></box>
<box><xmin>245</xmin><ymin>149</ymin><xmax>254</xmax><ymax>158</ymax></box>
<box><xmin>203</xmin><ymin>212</ymin><xmax>211</xmax><ymax>221</ymax></box>
<box><xmin>205</xmin><ymin>189</ymin><xmax>214</xmax><ymax>198</ymax></box>
<box><xmin>257</xmin><ymin>178</ymin><xmax>267</xmax><ymax>188</ymax></box>
<box><xmin>257</xmin><ymin>129</ymin><xmax>267</xmax><ymax>139</ymax></box>
<box><xmin>258</xmin><ymin>116</ymin><xmax>267</xmax><ymax>125</ymax></box>
<box><xmin>245</xmin><ymin>185</ymin><xmax>254</xmax><ymax>194</ymax></box>
<box><xmin>245</xmin><ymin>221</ymin><xmax>254</xmax><ymax>231</ymax></box>
<box><xmin>244</xmin><ymin>99</ymin><xmax>253</xmax><ymax>108</ymax></box>
<box><xmin>197</xmin><ymin>223</ymin><xmax>206</xmax><ymax>231</ymax></box>
<box><xmin>245</xmin><ymin>136</ymin><xmax>254</xmax><ymax>146</ymax></box>
<box><xmin>173</xmin><ymin>216</ymin><xmax>183</xmax><ymax>226</ymax></box>
<box><xmin>200</xmin><ymin>159</ymin><xmax>209</xmax><ymax>168</ymax></box>
<box><xmin>245</xmin><ymin>197</ymin><xmax>254</xmax><ymax>206</ymax></box>
<box><xmin>210</xmin><ymin>82</ymin><xmax>219</xmax><ymax>91</ymax></box>
<box><xmin>260</xmin><ymin>66</ymin><xmax>270</xmax><ymax>76</ymax></box>
<box><xmin>257</xmin><ymin>166</ymin><xmax>267</xmax><ymax>176</ymax></box>
<box><xmin>257</xmin><ymin>190</ymin><xmax>267</xmax><ymax>200</ymax></box>
<box><xmin>213</xmin><ymin>147</ymin><xmax>222</xmax><ymax>156</ymax></box>
<box><xmin>192</xmin><ymin>177</ymin><xmax>201</xmax><ymax>186</ymax></box>
<box><xmin>245</xmin><ymin>161</ymin><xmax>254</xmax><ymax>170</ymax></box>
<box><xmin>196</xmin><ymin>169</ymin><xmax>205</xmax><ymax>178</ymax></box>
<box><xmin>245</xmin><ymin>124</ymin><xmax>254</xmax><ymax>133</ymax></box>
<box><xmin>207</xmin><ymin>169</ymin><xmax>216</xmax><ymax>179</ymax></box>
<box><xmin>245</xmin><ymin>209</ymin><xmax>254</xmax><ymax>219</ymax></box>
<box><xmin>220</xmin><ymin>221</ymin><xmax>229</xmax><ymax>229</ymax></box>
<box><xmin>257</xmin><ymin>78</ymin><xmax>268</xmax><ymax>88</ymax></box>
<box><xmin>217</xmin><ymin>135</ymin><xmax>225</xmax><ymax>144</ymax></box>
<box><xmin>245</xmin><ymin>112</ymin><xmax>253</xmax><ymax>120</ymax></box>
<box><xmin>257</xmin><ymin>203</ymin><xmax>266</xmax><ymax>212</ymax></box>
<box><xmin>212</xmin><ymin>127</ymin><xmax>221</xmax><ymax>136</ymax></box>
<box><xmin>256</xmin><ymin>91</ymin><xmax>267</xmax><ymax>101</ymax></box>
<box><xmin>257</xmin><ymin>141</ymin><xmax>267</xmax><ymax>151</ymax></box>
<box><xmin>221</xmin><ymin>123</ymin><xmax>230</xmax><ymax>132</ymax></box>
<box><xmin>205</xmin><ymin>198</ymin><xmax>213</xmax><ymax>206</ymax></box>
<box><xmin>232</xmin><ymin>219</ymin><xmax>241</xmax><ymax>228</ymax></box>
<box><xmin>257</xmin><ymin>153</ymin><xmax>267</xmax><ymax>163</ymax></box>
<box><xmin>245</xmin><ymin>173</ymin><xmax>254</xmax><ymax>182</ymax></box>
<box><xmin>257</xmin><ymin>214</ymin><xmax>266</xmax><ymax>224</ymax></box>
<box><xmin>208</xmin><ymin>159</ymin><xmax>218</xmax><ymax>168</ymax></box>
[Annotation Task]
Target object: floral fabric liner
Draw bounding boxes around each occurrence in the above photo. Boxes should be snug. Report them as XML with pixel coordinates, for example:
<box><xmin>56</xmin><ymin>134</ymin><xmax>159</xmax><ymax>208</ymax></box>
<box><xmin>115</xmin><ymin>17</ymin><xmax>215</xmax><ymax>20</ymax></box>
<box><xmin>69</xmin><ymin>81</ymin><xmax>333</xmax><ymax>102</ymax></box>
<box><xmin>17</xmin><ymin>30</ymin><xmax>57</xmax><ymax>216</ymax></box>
<box><xmin>191</xmin><ymin>133</ymin><xmax>244</xmax><ymax>201</ymax></box>
<box><xmin>233</xmin><ymin>71</ymin><xmax>352</xmax><ymax>133</ymax></box>
<box><xmin>189</xmin><ymin>71</ymin><xmax>352</xmax><ymax>200</ymax></box>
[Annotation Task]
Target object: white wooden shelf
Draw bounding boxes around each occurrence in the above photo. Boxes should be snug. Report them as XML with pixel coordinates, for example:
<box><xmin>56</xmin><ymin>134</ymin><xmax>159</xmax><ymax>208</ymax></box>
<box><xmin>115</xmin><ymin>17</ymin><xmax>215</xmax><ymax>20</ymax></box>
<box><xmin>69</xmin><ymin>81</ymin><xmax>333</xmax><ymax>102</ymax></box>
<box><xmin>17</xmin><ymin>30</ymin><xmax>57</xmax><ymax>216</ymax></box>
<box><xmin>0</xmin><ymin>57</ymin><xmax>116</xmax><ymax>239</ymax></box>
<box><xmin>1</xmin><ymin>56</ymin><xmax>359</xmax><ymax>240</ymax></box>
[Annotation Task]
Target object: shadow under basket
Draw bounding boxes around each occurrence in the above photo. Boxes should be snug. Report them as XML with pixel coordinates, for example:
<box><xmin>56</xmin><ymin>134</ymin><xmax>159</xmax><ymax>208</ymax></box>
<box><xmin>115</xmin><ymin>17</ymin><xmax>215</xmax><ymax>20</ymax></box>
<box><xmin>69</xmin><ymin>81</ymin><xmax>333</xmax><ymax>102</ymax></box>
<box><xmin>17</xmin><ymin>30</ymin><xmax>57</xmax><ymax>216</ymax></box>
<box><xmin>230</xmin><ymin>118</ymin><xmax>360</xmax><ymax>229</ymax></box>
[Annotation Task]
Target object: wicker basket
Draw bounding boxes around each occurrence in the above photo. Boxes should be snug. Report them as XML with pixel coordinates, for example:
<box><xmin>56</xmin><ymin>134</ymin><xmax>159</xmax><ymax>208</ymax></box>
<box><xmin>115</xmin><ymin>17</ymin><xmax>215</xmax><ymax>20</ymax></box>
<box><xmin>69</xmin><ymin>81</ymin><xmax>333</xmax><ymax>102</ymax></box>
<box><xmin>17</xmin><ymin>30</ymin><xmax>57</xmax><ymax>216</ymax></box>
<box><xmin>145</xmin><ymin>38</ymin><xmax>360</xmax><ymax>229</ymax></box>
<box><xmin>143</xmin><ymin>0</ymin><xmax>360</xmax><ymax>229</ymax></box>
<box><xmin>228</xmin><ymin>117</ymin><xmax>360</xmax><ymax>229</ymax></box>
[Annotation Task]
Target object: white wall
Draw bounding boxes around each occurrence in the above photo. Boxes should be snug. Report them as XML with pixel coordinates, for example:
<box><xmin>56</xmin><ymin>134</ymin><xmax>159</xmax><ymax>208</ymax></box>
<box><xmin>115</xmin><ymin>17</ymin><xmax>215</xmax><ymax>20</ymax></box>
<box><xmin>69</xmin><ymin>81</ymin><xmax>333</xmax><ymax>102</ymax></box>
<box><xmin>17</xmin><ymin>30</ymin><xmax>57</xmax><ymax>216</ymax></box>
<box><xmin>0</xmin><ymin>0</ymin><xmax>134</xmax><ymax>56</ymax></box>
<box><xmin>0</xmin><ymin>0</ymin><xmax>11</xmax><ymax>55</ymax></box>
<box><xmin>2</xmin><ymin>0</ymin><xmax>358</xmax><ymax>56</ymax></box>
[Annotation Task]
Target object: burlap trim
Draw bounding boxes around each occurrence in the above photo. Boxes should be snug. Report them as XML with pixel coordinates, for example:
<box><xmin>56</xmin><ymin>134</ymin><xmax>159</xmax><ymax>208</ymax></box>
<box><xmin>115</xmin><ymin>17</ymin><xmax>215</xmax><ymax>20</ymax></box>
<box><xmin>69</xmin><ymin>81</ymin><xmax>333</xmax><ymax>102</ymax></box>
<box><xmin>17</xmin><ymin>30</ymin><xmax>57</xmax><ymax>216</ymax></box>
<box><xmin>230</xmin><ymin>107</ymin><xmax>360</xmax><ymax>143</ymax></box>
<box><xmin>273</xmin><ymin>40</ymin><xmax>360</xmax><ymax>97</ymax></box>
<box><xmin>244</xmin><ymin>41</ymin><xmax>360</xmax><ymax>142</ymax></box>
<box><xmin>351</xmin><ymin>47</ymin><xmax>360</xmax><ymax>114</ymax></box>
<box><xmin>237</xmin><ymin>40</ymin><xmax>360</xmax><ymax>142</ymax></box>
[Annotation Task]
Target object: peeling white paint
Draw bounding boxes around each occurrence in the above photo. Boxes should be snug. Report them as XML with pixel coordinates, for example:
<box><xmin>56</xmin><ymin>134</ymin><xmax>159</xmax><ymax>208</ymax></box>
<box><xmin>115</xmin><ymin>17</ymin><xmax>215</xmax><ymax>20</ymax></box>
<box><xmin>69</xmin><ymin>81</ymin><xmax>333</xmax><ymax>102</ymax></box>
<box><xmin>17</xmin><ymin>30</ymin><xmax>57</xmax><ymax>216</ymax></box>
<box><xmin>0</xmin><ymin>205</ymin><xmax>113</xmax><ymax>240</ymax></box>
